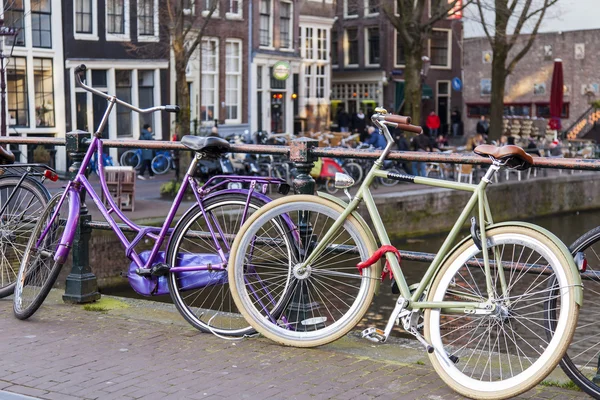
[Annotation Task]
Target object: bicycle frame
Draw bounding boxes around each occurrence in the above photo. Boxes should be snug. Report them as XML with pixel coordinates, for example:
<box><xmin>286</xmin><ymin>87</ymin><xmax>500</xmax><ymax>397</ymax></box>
<box><xmin>303</xmin><ymin>120</ymin><xmax>505</xmax><ymax>313</ymax></box>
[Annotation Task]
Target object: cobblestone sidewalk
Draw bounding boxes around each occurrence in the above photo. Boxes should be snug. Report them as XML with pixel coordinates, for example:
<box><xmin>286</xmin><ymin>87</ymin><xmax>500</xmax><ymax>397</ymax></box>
<box><xmin>0</xmin><ymin>294</ymin><xmax>590</xmax><ymax>400</ymax></box>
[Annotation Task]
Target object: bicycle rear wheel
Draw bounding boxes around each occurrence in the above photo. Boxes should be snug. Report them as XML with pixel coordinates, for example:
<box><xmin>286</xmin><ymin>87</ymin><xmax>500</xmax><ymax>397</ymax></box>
<box><xmin>151</xmin><ymin>154</ymin><xmax>170</xmax><ymax>175</ymax></box>
<box><xmin>0</xmin><ymin>177</ymin><xmax>50</xmax><ymax>298</ymax></box>
<box><xmin>424</xmin><ymin>226</ymin><xmax>579</xmax><ymax>399</ymax></box>
<box><xmin>167</xmin><ymin>193</ymin><xmax>269</xmax><ymax>336</ymax></box>
<box><xmin>120</xmin><ymin>150</ymin><xmax>141</xmax><ymax>169</ymax></box>
<box><xmin>546</xmin><ymin>226</ymin><xmax>600</xmax><ymax>398</ymax></box>
<box><xmin>228</xmin><ymin>195</ymin><xmax>377</xmax><ymax>347</ymax></box>
<box><xmin>13</xmin><ymin>192</ymin><xmax>70</xmax><ymax>319</ymax></box>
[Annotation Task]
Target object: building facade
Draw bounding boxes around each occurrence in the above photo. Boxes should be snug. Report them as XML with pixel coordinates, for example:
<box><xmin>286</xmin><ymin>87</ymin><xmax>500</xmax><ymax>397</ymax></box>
<box><xmin>61</xmin><ymin>0</ymin><xmax>170</xmax><ymax>162</ymax></box>
<box><xmin>331</xmin><ymin>0</ymin><xmax>463</xmax><ymax>134</ymax></box>
<box><xmin>3</xmin><ymin>0</ymin><xmax>67</xmax><ymax>168</ymax></box>
<box><xmin>463</xmin><ymin>29</ymin><xmax>600</xmax><ymax>138</ymax></box>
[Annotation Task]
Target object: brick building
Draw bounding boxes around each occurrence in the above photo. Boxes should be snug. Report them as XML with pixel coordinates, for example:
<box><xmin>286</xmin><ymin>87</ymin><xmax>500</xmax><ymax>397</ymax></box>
<box><xmin>463</xmin><ymin>29</ymin><xmax>600</xmax><ymax>138</ymax></box>
<box><xmin>331</xmin><ymin>1</ymin><xmax>463</xmax><ymax>133</ymax></box>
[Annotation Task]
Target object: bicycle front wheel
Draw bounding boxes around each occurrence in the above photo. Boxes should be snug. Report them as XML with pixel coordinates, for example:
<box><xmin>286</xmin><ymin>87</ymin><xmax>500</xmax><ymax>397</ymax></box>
<box><xmin>151</xmin><ymin>154</ymin><xmax>170</xmax><ymax>175</ymax></box>
<box><xmin>120</xmin><ymin>150</ymin><xmax>141</xmax><ymax>169</ymax></box>
<box><xmin>167</xmin><ymin>193</ymin><xmax>269</xmax><ymax>336</ymax></box>
<box><xmin>228</xmin><ymin>195</ymin><xmax>377</xmax><ymax>347</ymax></box>
<box><xmin>424</xmin><ymin>226</ymin><xmax>579</xmax><ymax>399</ymax></box>
<box><xmin>546</xmin><ymin>226</ymin><xmax>600</xmax><ymax>398</ymax></box>
<box><xmin>14</xmin><ymin>192</ymin><xmax>71</xmax><ymax>319</ymax></box>
<box><xmin>0</xmin><ymin>177</ymin><xmax>50</xmax><ymax>298</ymax></box>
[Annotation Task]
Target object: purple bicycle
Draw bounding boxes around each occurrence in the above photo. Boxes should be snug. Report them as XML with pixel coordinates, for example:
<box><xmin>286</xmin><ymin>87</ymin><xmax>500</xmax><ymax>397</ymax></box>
<box><xmin>13</xmin><ymin>65</ymin><xmax>290</xmax><ymax>337</ymax></box>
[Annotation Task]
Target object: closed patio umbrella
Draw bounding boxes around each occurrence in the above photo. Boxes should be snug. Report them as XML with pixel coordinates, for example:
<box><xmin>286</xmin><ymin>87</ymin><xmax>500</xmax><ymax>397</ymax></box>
<box><xmin>549</xmin><ymin>59</ymin><xmax>564</xmax><ymax>131</ymax></box>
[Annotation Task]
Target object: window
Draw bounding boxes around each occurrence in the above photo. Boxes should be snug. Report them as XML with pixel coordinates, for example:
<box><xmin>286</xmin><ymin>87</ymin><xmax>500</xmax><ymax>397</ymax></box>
<box><xmin>201</xmin><ymin>39</ymin><xmax>219</xmax><ymax>122</ymax></box>
<box><xmin>7</xmin><ymin>57</ymin><xmax>28</xmax><ymax>127</ymax></box>
<box><xmin>304</xmin><ymin>27</ymin><xmax>313</xmax><ymax>59</ymax></box>
<box><xmin>344</xmin><ymin>0</ymin><xmax>358</xmax><ymax>17</ymax></box>
<box><xmin>107</xmin><ymin>0</ymin><xmax>125</xmax><ymax>34</ymax></box>
<box><xmin>5</xmin><ymin>0</ymin><xmax>25</xmax><ymax>46</ymax></box>
<box><xmin>92</xmin><ymin>70</ymin><xmax>107</xmax><ymax>87</ymax></box>
<box><xmin>270</xmin><ymin>67</ymin><xmax>285</xmax><ymax>89</ymax></box>
<box><xmin>315</xmin><ymin>65</ymin><xmax>325</xmax><ymax>98</ymax></box>
<box><xmin>138</xmin><ymin>0</ymin><xmax>156</xmax><ymax>37</ymax></box>
<box><xmin>30</xmin><ymin>0</ymin><xmax>52</xmax><ymax>48</ymax></box>
<box><xmin>202</xmin><ymin>0</ymin><xmax>220</xmax><ymax>16</ymax></box>
<box><xmin>535</xmin><ymin>103</ymin><xmax>570</xmax><ymax>119</ymax></box>
<box><xmin>225</xmin><ymin>40</ymin><xmax>242</xmax><ymax>122</ymax></box>
<box><xmin>331</xmin><ymin>30</ymin><xmax>338</xmax><ymax>65</ymax></box>
<box><xmin>75</xmin><ymin>0</ymin><xmax>93</xmax><ymax>34</ymax></box>
<box><xmin>365</xmin><ymin>0</ymin><xmax>378</xmax><ymax>15</ymax></box>
<box><xmin>279</xmin><ymin>2</ymin><xmax>292</xmax><ymax>49</ymax></box>
<box><xmin>259</xmin><ymin>0</ymin><xmax>272</xmax><ymax>46</ymax></box>
<box><xmin>366</xmin><ymin>27</ymin><xmax>379</xmax><ymax>65</ymax></box>
<box><xmin>227</xmin><ymin>0</ymin><xmax>242</xmax><ymax>17</ymax></box>
<box><xmin>33</xmin><ymin>59</ymin><xmax>55</xmax><ymax>127</ymax></box>
<box><xmin>138</xmin><ymin>71</ymin><xmax>155</xmax><ymax>129</ymax></box>
<box><xmin>317</xmin><ymin>29</ymin><xmax>327</xmax><ymax>60</ymax></box>
<box><xmin>430</xmin><ymin>29</ymin><xmax>450</xmax><ymax>67</ymax></box>
<box><xmin>257</xmin><ymin>65</ymin><xmax>263</xmax><ymax>89</ymax></box>
<box><xmin>346</xmin><ymin>28</ymin><xmax>359</xmax><ymax>66</ymax></box>
<box><xmin>115</xmin><ymin>70</ymin><xmax>131</xmax><ymax>136</ymax></box>
<box><xmin>395</xmin><ymin>31</ymin><xmax>406</xmax><ymax>66</ymax></box>
<box><xmin>504</xmin><ymin>104</ymin><xmax>531</xmax><ymax>117</ymax></box>
<box><xmin>304</xmin><ymin>65</ymin><xmax>312</xmax><ymax>98</ymax></box>
<box><xmin>466</xmin><ymin>104</ymin><xmax>491</xmax><ymax>118</ymax></box>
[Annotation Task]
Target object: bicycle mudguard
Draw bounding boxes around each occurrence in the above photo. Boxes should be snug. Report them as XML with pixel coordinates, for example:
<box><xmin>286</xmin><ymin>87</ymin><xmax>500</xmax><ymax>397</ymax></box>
<box><xmin>317</xmin><ymin>191</ymin><xmax>383</xmax><ymax>295</ymax></box>
<box><xmin>54</xmin><ymin>189</ymin><xmax>80</xmax><ymax>263</ymax></box>
<box><xmin>431</xmin><ymin>222</ymin><xmax>583</xmax><ymax>307</ymax></box>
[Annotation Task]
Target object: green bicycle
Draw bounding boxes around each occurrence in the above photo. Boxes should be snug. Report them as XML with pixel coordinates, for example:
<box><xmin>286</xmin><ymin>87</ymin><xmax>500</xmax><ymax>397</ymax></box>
<box><xmin>228</xmin><ymin>108</ymin><xmax>583</xmax><ymax>399</ymax></box>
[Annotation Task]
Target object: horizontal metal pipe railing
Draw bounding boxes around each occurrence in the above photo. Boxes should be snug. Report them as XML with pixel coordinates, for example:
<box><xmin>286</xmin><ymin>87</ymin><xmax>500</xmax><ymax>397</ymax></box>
<box><xmin>3</xmin><ymin>135</ymin><xmax>600</xmax><ymax>269</ymax></box>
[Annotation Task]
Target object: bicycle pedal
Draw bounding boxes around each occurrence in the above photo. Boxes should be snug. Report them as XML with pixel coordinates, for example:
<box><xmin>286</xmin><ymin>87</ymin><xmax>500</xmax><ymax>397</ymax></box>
<box><xmin>150</xmin><ymin>263</ymin><xmax>170</xmax><ymax>277</ymax></box>
<box><xmin>135</xmin><ymin>268</ymin><xmax>152</xmax><ymax>277</ymax></box>
<box><xmin>361</xmin><ymin>327</ymin><xmax>387</xmax><ymax>343</ymax></box>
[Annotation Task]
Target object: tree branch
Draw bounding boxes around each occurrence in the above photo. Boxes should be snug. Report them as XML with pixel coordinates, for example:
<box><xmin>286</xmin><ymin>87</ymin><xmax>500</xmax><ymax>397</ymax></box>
<box><xmin>184</xmin><ymin>0</ymin><xmax>219</xmax><ymax>62</ymax></box>
<box><xmin>475</xmin><ymin>0</ymin><xmax>494</xmax><ymax>44</ymax></box>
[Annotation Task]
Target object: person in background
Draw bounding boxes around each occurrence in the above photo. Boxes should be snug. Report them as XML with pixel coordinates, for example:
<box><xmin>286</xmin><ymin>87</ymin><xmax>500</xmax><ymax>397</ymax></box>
<box><xmin>411</xmin><ymin>128</ymin><xmax>431</xmax><ymax>177</ymax></box>
<box><xmin>171</xmin><ymin>130</ymin><xmax>181</xmax><ymax>181</ymax></box>
<box><xmin>393</xmin><ymin>129</ymin><xmax>410</xmax><ymax>173</ymax></box>
<box><xmin>436</xmin><ymin>134</ymin><xmax>449</xmax><ymax>149</ymax></box>
<box><xmin>451</xmin><ymin>108</ymin><xmax>461</xmax><ymax>137</ymax></box>
<box><xmin>137</xmin><ymin>124</ymin><xmax>155</xmax><ymax>180</ymax></box>
<box><xmin>352</xmin><ymin>109</ymin><xmax>368</xmax><ymax>141</ymax></box>
<box><xmin>426</xmin><ymin>111</ymin><xmax>441</xmax><ymax>137</ymax></box>
<box><xmin>337</xmin><ymin>108</ymin><xmax>351</xmax><ymax>132</ymax></box>
<box><xmin>499</xmin><ymin>135</ymin><xmax>508</xmax><ymax>147</ymax></box>
<box><xmin>209</xmin><ymin>125</ymin><xmax>219</xmax><ymax>137</ymax></box>
<box><xmin>526</xmin><ymin>134</ymin><xmax>541</xmax><ymax>156</ymax></box>
<box><xmin>549</xmin><ymin>139</ymin><xmax>563</xmax><ymax>156</ymax></box>
<box><xmin>476</xmin><ymin>115</ymin><xmax>489</xmax><ymax>136</ymax></box>
<box><xmin>363</xmin><ymin>125</ymin><xmax>387</xmax><ymax>149</ymax></box>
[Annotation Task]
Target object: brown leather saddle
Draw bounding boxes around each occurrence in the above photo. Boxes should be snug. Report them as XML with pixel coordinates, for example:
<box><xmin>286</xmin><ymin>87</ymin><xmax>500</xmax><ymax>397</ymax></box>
<box><xmin>474</xmin><ymin>144</ymin><xmax>534</xmax><ymax>170</ymax></box>
<box><xmin>0</xmin><ymin>146</ymin><xmax>15</xmax><ymax>165</ymax></box>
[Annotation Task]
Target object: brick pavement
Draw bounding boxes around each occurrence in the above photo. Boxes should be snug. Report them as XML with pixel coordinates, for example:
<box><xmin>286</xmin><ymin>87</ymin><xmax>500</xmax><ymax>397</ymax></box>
<box><xmin>0</xmin><ymin>293</ymin><xmax>589</xmax><ymax>400</ymax></box>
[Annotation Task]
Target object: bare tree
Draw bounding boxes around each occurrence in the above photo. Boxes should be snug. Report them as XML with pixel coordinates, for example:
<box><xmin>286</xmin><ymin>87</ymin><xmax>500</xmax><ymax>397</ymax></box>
<box><xmin>474</xmin><ymin>0</ymin><xmax>559</xmax><ymax>140</ymax></box>
<box><xmin>382</xmin><ymin>0</ymin><xmax>468</xmax><ymax>125</ymax></box>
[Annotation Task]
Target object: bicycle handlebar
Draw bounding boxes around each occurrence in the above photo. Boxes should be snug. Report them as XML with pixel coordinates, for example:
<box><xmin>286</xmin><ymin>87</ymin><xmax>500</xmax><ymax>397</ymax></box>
<box><xmin>74</xmin><ymin>64</ymin><xmax>180</xmax><ymax>115</ymax></box>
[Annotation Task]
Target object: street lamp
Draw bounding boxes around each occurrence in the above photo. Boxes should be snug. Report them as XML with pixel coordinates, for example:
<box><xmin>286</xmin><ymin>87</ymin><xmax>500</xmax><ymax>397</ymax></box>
<box><xmin>420</xmin><ymin>56</ymin><xmax>431</xmax><ymax>126</ymax></box>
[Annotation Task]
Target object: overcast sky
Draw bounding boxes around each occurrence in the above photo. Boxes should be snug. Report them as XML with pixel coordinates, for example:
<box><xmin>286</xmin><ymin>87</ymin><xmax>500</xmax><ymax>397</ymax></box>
<box><xmin>463</xmin><ymin>0</ymin><xmax>600</xmax><ymax>38</ymax></box>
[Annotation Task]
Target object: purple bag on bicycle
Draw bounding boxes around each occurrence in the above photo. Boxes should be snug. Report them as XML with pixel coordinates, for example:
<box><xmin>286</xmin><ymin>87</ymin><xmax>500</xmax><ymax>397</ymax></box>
<box><xmin>127</xmin><ymin>251</ymin><xmax>227</xmax><ymax>296</ymax></box>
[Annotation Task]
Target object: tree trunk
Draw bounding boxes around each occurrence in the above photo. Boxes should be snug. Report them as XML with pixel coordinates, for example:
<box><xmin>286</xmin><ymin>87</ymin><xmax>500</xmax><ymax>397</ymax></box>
<box><xmin>404</xmin><ymin>44</ymin><xmax>423</xmax><ymax>126</ymax></box>
<box><xmin>488</xmin><ymin>51</ymin><xmax>507</xmax><ymax>141</ymax></box>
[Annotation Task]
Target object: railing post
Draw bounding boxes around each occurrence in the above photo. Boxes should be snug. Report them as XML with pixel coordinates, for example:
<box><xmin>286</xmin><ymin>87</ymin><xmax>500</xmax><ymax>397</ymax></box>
<box><xmin>62</xmin><ymin>130</ymin><xmax>100</xmax><ymax>304</ymax></box>
<box><xmin>290</xmin><ymin>137</ymin><xmax>318</xmax><ymax>195</ymax></box>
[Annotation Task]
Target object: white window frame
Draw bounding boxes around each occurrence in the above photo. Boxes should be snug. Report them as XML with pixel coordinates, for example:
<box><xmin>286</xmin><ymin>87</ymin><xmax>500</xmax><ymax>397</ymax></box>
<box><xmin>364</xmin><ymin>26</ymin><xmax>379</xmax><ymax>67</ymax></box>
<box><xmin>137</xmin><ymin>0</ymin><xmax>159</xmax><ymax>42</ymax></box>
<box><xmin>74</xmin><ymin>0</ymin><xmax>99</xmax><ymax>40</ymax></box>
<box><xmin>105</xmin><ymin>0</ymin><xmax>130</xmax><ymax>42</ymax></box>
<box><xmin>436</xmin><ymin>80</ymin><xmax>451</xmax><ymax>126</ymax></box>
<box><xmin>225</xmin><ymin>39</ymin><xmax>242</xmax><ymax>124</ymax></box>
<box><xmin>200</xmin><ymin>38</ymin><xmax>219</xmax><ymax>124</ymax></box>
<box><xmin>202</xmin><ymin>0</ymin><xmax>220</xmax><ymax>17</ymax></box>
<box><xmin>428</xmin><ymin>28</ymin><xmax>452</xmax><ymax>69</ymax></box>
<box><xmin>343</xmin><ymin>0</ymin><xmax>358</xmax><ymax>18</ymax></box>
<box><xmin>259</xmin><ymin>0</ymin><xmax>274</xmax><ymax>49</ymax></box>
<box><xmin>364</xmin><ymin>0</ymin><xmax>379</xmax><ymax>17</ymax></box>
<box><xmin>279</xmin><ymin>0</ymin><xmax>293</xmax><ymax>50</ymax></box>
<box><xmin>394</xmin><ymin>29</ymin><xmax>405</xmax><ymax>68</ymax></box>
<box><xmin>316</xmin><ymin>28</ymin><xmax>328</xmax><ymax>61</ymax></box>
<box><xmin>226</xmin><ymin>0</ymin><xmax>243</xmax><ymax>19</ymax></box>
<box><xmin>344</xmin><ymin>28</ymin><xmax>358</xmax><ymax>68</ymax></box>
<box><xmin>315</xmin><ymin>64</ymin><xmax>326</xmax><ymax>99</ymax></box>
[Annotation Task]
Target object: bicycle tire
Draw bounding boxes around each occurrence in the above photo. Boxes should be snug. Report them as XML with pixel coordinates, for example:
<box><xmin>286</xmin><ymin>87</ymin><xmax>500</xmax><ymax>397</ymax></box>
<box><xmin>546</xmin><ymin>225</ymin><xmax>600</xmax><ymax>398</ymax></box>
<box><xmin>151</xmin><ymin>154</ymin><xmax>170</xmax><ymax>175</ymax></box>
<box><xmin>120</xmin><ymin>150</ymin><xmax>141</xmax><ymax>169</ymax></box>
<box><xmin>13</xmin><ymin>192</ymin><xmax>71</xmax><ymax>319</ymax></box>
<box><xmin>228</xmin><ymin>195</ymin><xmax>377</xmax><ymax>347</ymax></box>
<box><xmin>0</xmin><ymin>177</ymin><xmax>50</xmax><ymax>298</ymax></box>
<box><xmin>424</xmin><ymin>226</ymin><xmax>579</xmax><ymax>399</ymax></box>
<box><xmin>324</xmin><ymin>178</ymin><xmax>338</xmax><ymax>194</ymax></box>
<box><xmin>167</xmin><ymin>193</ymin><xmax>269</xmax><ymax>336</ymax></box>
